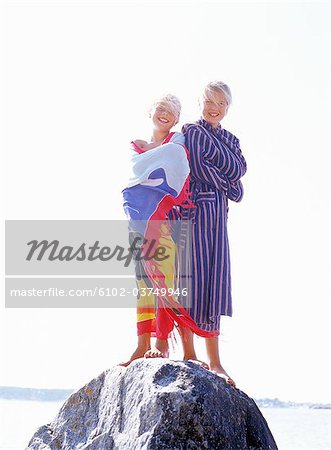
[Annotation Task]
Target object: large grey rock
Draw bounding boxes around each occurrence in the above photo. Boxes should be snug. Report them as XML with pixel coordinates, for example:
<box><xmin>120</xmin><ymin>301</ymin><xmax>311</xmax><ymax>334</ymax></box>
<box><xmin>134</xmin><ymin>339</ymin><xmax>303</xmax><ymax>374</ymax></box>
<box><xmin>26</xmin><ymin>359</ymin><xmax>278</xmax><ymax>450</ymax></box>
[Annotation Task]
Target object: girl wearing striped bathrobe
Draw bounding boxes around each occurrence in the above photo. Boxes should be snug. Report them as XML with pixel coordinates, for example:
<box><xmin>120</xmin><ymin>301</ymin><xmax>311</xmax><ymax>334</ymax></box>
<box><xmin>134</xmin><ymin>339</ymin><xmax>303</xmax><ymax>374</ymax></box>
<box><xmin>180</xmin><ymin>81</ymin><xmax>247</xmax><ymax>386</ymax></box>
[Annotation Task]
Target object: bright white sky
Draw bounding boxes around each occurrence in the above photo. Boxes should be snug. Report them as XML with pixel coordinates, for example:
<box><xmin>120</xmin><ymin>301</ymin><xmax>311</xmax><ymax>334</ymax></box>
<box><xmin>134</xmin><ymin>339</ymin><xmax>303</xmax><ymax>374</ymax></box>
<box><xmin>1</xmin><ymin>0</ymin><xmax>330</xmax><ymax>404</ymax></box>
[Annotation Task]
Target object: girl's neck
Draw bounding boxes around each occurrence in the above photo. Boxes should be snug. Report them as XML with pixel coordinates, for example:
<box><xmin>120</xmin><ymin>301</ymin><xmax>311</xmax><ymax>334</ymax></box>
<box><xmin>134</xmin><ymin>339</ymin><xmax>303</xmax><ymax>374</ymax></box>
<box><xmin>151</xmin><ymin>129</ymin><xmax>169</xmax><ymax>144</ymax></box>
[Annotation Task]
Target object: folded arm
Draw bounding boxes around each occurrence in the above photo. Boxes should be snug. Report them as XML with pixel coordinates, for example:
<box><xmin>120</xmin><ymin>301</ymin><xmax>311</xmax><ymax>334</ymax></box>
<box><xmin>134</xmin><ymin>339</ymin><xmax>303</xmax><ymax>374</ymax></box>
<box><xmin>227</xmin><ymin>180</ymin><xmax>244</xmax><ymax>202</ymax></box>
<box><xmin>185</xmin><ymin>125</ymin><xmax>246</xmax><ymax>202</ymax></box>
<box><xmin>219</xmin><ymin>129</ymin><xmax>247</xmax><ymax>180</ymax></box>
<box><xmin>185</xmin><ymin>126</ymin><xmax>230</xmax><ymax>192</ymax></box>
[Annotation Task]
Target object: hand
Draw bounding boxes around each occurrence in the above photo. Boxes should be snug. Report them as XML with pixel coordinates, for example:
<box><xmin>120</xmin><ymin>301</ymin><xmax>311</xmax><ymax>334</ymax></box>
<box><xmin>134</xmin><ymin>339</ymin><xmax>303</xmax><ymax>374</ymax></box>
<box><xmin>133</xmin><ymin>139</ymin><xmax>148</xmax><ymax>149</ymax></box>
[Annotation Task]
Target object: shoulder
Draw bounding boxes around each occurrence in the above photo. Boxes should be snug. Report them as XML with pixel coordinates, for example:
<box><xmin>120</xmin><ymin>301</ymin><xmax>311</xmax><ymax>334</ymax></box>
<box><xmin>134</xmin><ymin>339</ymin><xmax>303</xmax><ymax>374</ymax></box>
<box><xmin>132</xmin><ymin>139</ymin><xmax>147</xmax><ymax>147</ymax></box>
<box><xmin>181</xmin><ymin>122</ymin><xmax>203</xmax><ymax>136</ymax></box>
<box><xmin>169</xmin><ymin>131</ymin><xmax>185</xmax><ymax>145</ymax></box>
<box><xmin>220</xmin><ymin>128</ymin><xmax>240</xmax><ymax>145</ymax></box>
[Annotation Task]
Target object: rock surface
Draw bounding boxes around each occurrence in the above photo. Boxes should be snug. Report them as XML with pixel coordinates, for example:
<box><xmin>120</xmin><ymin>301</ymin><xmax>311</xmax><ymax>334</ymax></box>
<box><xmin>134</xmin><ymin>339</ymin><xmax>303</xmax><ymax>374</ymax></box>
<box><xmin>26</xmin><ymin>359</ymin><xmax>278</xmax><ymax>450</ymax></box>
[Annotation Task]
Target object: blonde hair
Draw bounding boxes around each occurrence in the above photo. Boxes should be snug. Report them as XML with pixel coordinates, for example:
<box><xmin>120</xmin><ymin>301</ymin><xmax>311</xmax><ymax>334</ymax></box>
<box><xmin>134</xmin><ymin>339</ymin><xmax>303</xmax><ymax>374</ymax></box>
<box><xmin>202</xmin><ymin>81</ymin><xmax>232</xmax><ymax>107</ymax></box>
<box><xmin>149</xmin><ymin>94</ymin><xmax>181</xmax><ymax>119</ymax></box>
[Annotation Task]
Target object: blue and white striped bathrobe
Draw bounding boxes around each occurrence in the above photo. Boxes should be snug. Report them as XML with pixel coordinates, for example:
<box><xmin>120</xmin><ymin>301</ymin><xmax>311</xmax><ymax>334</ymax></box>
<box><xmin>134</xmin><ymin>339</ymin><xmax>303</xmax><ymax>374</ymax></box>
<box><xmin>181</xmin><ymin>118</ymin><xmax>247</xmax><ymax>333</ymax></box>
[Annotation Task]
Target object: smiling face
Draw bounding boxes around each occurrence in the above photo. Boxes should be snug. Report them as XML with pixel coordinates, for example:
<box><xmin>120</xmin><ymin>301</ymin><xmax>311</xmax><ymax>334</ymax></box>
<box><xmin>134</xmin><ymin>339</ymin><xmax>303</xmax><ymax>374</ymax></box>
<box><xmin>202</xmin><ymin>89</ymin><xmax>228</xmax><ymax>127</ymax></box>
<box><xmin>151</xmin><ymin>103</ymin><xmax>178</xmax><ymax>133</ymax></box>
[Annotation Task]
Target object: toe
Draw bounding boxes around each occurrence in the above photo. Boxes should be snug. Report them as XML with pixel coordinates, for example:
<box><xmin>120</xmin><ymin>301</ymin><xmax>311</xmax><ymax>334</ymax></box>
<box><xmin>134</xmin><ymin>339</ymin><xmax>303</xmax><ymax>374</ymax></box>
<box><xmin>190</xmin><ymin>360</ymin><xmax>209</xmax><ymax>370</ymax></box>
<box><xmin>117</xmin><ymin>361</ymin><xmax>130</xmax><ymax>367</ymax></box>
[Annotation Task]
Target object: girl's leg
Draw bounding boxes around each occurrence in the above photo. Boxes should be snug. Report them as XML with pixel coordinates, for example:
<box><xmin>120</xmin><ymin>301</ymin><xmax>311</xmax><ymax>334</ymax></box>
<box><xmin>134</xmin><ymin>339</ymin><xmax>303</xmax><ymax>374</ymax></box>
<box><xmin>145</xmin><ymin>225</ymin><xmax>175</xmax><ymax>359</ymax></box>
<box><xmin>144</xmin><ymin>307</ymin><xmax>172</xmax><ymax>358</ymax></box>
<box><xmin>205</xmin><ymin>336</ymin><xmax>236</xmax><ymax>386</ymax></box>
<box><xmin>118</xmin><ymin>332</ymin><xmax>151</xmax><ymax>367</ymax></box>
<box><xmin>119</xmin><ymin>232</ymin><xmax>154</xmax><ymax>366</ymax></box>
<box><xmin>178</xmin><ymin>327</ymin><xmax>209</xmax><ymax>369</ymax></box>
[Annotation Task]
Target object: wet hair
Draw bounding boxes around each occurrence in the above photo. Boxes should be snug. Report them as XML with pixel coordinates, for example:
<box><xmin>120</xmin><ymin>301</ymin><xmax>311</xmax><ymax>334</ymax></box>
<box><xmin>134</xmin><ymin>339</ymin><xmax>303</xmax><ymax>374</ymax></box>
<box><xmin>202</xmin><ymin>81</ymin><xmax>232</xmax><ymax>107</ymax></box>
<box><xmin>149</xmin><ymin>94</ymin><xmax>181</xmax><ymax>120</ymax></box>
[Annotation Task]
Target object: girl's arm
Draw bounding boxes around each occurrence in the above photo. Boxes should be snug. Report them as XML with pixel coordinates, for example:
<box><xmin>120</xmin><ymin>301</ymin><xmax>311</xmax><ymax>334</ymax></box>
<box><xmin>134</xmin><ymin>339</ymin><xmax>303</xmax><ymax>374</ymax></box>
<box><xmin>226</xmin><ymin>180</ymin><xmax>244</xmax><ymax>202</ymax></box>
<box><xmin>132</xmin><ymin>140</ymin><xmax>161</xmax><ymax>152</ymax></box>
<box><xmin>184</xmin><ymin>125</ymin><xmax>246</xmax><ymax>202</ymax></box>
<box><xmin>184</xmin><ymin>125</ymin><xmax>230</xmax><ymax>192</ymax></box>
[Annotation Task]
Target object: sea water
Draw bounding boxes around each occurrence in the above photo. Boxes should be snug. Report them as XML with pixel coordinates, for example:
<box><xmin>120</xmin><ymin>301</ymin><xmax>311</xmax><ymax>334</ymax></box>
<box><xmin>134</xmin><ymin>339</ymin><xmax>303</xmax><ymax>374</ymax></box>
<box><xmin>0</xmin><ymin>399</ymin><xmax>330</xmax><ymax>450</ymax></box>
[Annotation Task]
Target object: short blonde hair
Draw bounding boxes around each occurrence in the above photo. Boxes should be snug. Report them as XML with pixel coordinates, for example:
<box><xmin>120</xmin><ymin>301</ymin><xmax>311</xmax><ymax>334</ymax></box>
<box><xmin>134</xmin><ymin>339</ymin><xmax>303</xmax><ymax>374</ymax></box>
<box><xmin>202</xmin><ymin>81</ymin><xmax>232</xmax><ymax>107</ymax></box>
<box><xmin>149</xmin><ymin>94</ymin><xmax>181</xmax><ymax>119</ymax></box>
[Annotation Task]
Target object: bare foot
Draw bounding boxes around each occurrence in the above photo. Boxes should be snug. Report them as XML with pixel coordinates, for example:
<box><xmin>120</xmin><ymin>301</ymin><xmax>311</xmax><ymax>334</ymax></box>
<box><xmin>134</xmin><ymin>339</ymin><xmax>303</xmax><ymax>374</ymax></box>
<box><xmin>210</xmin><ymin>364</ymin><xmax>236</xmax><ymax>387</ymax></box>
<box><xmin>118</xmin><ymin>346</ymin><xmax>151</xmax><ymax>367</ymax></box>
<box><xmin>144</xmin><ymin>339</ymin><xmax>169</xmax><ymax>359</ymax></box>
<box><xmin>183</xmin><ymin>354</ymin><xmax>209</xmax><ymax>370</ymax></box>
